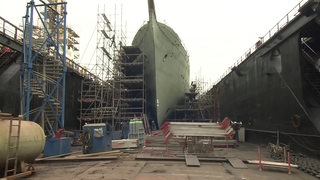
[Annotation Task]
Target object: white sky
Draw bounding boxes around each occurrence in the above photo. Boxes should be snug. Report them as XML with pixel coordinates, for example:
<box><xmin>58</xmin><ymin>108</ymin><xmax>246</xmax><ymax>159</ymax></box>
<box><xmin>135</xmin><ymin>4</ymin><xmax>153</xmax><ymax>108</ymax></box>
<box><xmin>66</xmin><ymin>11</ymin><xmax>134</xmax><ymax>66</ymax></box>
<box><xmin>0</xmin><ymin>0</ymin><xmax>303</xmax><ymax>87</ymax></box>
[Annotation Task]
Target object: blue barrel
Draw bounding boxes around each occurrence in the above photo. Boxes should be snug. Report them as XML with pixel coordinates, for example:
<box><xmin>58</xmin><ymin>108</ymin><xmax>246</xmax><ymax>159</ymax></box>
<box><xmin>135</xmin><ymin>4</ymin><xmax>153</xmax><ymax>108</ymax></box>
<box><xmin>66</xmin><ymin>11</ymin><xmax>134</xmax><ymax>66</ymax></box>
<box><xmin>82</xmin><ymin>123</ymin><xmax>112</xmax><ymax>154</ymax></box>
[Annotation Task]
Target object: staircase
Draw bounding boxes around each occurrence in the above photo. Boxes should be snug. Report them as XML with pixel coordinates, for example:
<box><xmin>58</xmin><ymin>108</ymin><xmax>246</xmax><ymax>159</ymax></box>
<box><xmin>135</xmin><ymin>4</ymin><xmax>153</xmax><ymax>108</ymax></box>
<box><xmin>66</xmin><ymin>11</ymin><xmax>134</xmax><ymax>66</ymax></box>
<box><xmin>24</xmin><ymin>59</ymin><xmax>63</xmax><ymax>135</ymax></box>
<box><xmin>44</xmin><ymin>59</ymin><xmax>63</xmax><ymax>78</ymax></box>
<box><xmin>21</xmin><ymin>1</ymin><xmax>68</xmax><ymax>136</ymax></box>
<box><xmin>300</xmin><ymin>37</ymin><xmax>320</xmax><ymax>132</ymax></box>
<box><xmin>301</xmin><ymin>37</ymin><xmax>320</xmax><ymax>72</ymax></box>
<box><xmin>304</xmin><ymin>66</ymin><xmax>320</xmax><ymax>98</ymax></box>
<box><xmin>301</xmin><ymin>37</ymin><xmax>320</xmax><ymax>98</ymax></box>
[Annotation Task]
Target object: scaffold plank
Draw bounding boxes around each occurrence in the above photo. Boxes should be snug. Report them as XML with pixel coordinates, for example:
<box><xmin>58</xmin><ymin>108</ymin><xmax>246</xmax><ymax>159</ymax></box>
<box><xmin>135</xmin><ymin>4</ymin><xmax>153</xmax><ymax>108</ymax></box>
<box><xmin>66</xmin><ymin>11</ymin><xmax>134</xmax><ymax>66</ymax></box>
<box><xmin>227</xmin><ymin>158</ymin><xmax>247</xmax><ymax>169</ymax></box>
<box><xmin>185</xmin><ymin>155</ymin><xmax>200</xmax><ymax>167</ymax></box>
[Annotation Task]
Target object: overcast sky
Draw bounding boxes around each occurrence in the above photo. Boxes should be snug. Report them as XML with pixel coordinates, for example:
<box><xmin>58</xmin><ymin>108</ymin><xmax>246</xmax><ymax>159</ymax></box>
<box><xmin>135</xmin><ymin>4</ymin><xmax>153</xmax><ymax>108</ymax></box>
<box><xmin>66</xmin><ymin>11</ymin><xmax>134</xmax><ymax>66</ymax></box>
<box><xmin>0</xmin><ymin>0</ymin><xmax>304</xmax><ymax>87</ymax></box>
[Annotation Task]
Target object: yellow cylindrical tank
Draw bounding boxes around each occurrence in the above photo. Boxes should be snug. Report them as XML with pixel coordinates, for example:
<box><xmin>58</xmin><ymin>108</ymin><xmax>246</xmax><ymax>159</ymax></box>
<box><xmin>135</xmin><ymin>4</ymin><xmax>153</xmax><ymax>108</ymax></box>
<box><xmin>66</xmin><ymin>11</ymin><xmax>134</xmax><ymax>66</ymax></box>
<box><xmin>0</xmin><ymin>119</ymin><xmax>45</xmax><ymax>167</ymax></box>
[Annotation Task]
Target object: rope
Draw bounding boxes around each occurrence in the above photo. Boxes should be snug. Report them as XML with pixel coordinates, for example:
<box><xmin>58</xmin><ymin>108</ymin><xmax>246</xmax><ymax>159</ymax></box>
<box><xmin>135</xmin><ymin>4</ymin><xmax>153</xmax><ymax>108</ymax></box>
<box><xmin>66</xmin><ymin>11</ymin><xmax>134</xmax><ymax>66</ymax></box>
<box><xmin>278</xmin><ymin>73</ymin><xmax>311</xmax><ymax>121</ymax></box>
<box><xmin>79</xmin><ymin>25</ymin><xmax>97</xmax><ymax>64</ymax></box>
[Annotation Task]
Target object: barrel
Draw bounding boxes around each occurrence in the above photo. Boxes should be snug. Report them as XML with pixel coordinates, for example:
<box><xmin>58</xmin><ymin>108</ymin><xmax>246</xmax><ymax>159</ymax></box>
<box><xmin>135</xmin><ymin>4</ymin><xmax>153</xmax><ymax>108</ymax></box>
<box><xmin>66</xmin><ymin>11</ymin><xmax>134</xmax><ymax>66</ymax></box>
<box><xmin>0</xmin><ymin>119</ymin><xmax>45</xmax><ymax>167</ymax></box>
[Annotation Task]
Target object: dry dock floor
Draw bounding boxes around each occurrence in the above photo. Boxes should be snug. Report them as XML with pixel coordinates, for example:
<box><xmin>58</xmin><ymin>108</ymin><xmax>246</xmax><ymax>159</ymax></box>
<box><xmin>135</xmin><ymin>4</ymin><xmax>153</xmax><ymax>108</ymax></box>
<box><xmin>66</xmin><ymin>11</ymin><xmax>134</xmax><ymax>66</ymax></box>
<box><xmin>27</xmin><ymin>143</ymin><xmax>317</xmax><ymax>180</ymax></box>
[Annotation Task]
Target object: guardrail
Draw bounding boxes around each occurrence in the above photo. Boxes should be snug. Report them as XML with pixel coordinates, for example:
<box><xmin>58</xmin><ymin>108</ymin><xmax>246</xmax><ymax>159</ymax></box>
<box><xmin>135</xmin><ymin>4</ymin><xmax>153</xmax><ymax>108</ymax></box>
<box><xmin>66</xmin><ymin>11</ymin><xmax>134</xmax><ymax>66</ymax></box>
<box><xmin>214</xmin><ymin>0</ymin><xmax>309</xmax><ymax>85</ymax></box>
<box><xmin>0</xmin><ymin>16</ymin><xmax>23</xmax><ymax>43</ymax></box>
<box><xmin>0</xmin><ymin>16</ymin><xmax>101</xmax><ymax>81</ymax></box>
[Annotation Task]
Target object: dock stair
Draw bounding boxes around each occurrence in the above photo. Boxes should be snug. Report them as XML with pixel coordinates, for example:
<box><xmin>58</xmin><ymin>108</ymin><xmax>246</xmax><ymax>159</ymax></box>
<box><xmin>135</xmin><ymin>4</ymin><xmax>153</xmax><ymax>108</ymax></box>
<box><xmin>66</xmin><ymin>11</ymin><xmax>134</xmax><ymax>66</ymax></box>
<box><xmin>23</xmin><ymin>59</ymin><xmax>64</xmax><ymax>135</ymax></box>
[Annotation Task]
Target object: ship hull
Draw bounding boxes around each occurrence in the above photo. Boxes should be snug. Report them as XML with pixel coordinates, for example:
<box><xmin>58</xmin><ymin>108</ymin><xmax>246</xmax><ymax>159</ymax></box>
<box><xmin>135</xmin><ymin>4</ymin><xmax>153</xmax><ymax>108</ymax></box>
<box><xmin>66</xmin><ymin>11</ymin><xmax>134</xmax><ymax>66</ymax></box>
<box><xmin>214</xmin><ymin>2</ymin><xmax>320</xmax><ymax>136</ymax></box>
<box><xmin>0</xmin><ymin>58</ymin><xmax>82</xmax><ymax>130</ymax></box>
<box><xmin>132</xmin><ymin>14</ymin><xmax>189</xmax><ymax>127</ymax></box>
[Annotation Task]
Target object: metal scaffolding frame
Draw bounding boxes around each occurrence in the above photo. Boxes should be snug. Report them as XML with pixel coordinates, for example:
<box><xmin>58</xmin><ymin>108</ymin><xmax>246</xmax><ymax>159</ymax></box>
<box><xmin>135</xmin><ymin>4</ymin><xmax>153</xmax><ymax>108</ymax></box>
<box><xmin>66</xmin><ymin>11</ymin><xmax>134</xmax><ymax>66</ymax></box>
<box><xmin>21</xmin><ymin>0</ymin><xmax>67</xmax><ymax>135</ymax></box>
<box><xmin>78</xmin><ymin>9</ymin><xmax>115</xmax><ymax>127</ymax></box>
<box><xmin>76</xmin><ymin>4</ymin><xmax>148</xmax><ymax>131</ymax></box>
<box><xmin>211</xmin><ymin>85</ymin><xmax>220</xmax><ymax>121</ymax></box>
<box><xmin>167</xmin><ymin>80</ymin><xmax>214</xmax><ymax>122</ymax></box>
<box><xmin>113</xmin><ymin>46</ymin><xmax>147</xmax><ymax>130</ymax></box>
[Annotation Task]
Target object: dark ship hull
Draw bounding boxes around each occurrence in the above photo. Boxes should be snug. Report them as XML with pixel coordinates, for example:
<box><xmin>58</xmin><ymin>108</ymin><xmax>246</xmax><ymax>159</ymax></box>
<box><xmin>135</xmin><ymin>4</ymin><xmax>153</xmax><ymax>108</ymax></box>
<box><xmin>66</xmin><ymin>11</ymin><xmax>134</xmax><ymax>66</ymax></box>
<box><xmin>0</xmin><ymin>57</ymin><xmax>82</xmax><ymax>130</ymax></box>
<box><xmin>213</xmin><ymin>0</ymin><xmax>320</xmax><ymax>139</ymax></box>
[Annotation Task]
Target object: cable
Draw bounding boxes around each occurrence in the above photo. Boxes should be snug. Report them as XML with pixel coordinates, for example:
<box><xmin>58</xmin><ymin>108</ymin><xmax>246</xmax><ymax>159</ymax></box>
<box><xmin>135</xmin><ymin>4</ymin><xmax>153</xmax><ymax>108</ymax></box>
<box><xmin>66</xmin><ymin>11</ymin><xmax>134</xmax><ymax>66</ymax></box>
<box><xmin>79</xmin><ymin>25</ymin><xmax>97</xmax><ymax>64</ymax></box>
<box><xmin>286</xmin><ymin>134</ymin><xmax>320</xmax><ymax>154</ymax></box>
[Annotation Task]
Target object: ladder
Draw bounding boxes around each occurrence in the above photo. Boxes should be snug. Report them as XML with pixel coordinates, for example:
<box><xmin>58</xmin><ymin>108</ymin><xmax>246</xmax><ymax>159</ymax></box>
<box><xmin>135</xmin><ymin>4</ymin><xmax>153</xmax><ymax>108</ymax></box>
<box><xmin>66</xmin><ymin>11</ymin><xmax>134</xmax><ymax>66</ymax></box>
<box><xmin>4</xmin><ymin>115</ymin><xmax>22</xmax><ymax>177</ymax></box>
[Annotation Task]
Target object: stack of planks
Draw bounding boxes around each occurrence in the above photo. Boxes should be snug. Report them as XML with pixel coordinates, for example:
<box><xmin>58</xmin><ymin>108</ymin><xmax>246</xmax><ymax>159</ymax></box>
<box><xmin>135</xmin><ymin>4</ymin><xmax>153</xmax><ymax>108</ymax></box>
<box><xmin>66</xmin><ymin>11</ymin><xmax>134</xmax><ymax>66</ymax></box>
<box><xmin>160</xmin><ymin>118</ymin><xmax>235</xmax><ymax>143</ymax></box>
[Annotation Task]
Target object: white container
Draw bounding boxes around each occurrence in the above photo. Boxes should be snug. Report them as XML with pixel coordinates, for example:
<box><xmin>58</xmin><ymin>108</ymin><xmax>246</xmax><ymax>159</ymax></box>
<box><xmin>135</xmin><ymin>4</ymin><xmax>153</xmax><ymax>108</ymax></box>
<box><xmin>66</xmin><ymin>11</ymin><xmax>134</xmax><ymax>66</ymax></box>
<box><xmin>0</xmin><ymin>119</ymin><xmax>45</xmax><ymax>167</ymax></box>
<box><xmin>238</xmin><ymin>127</ymin><xmax>245</xmax><ymax>142</ymax></box>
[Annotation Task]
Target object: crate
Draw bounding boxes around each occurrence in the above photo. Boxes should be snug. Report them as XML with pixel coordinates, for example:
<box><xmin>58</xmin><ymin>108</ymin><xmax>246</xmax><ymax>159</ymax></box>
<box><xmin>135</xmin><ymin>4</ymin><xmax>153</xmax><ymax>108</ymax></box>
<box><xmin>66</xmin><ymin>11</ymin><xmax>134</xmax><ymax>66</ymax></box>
<box><xmin>43</xmin><ymin>137</ymin><xmax>71</xmax><ymax>157</ymax></box>
<box><xmin>83</xmin><ymin>123</ymin><xmax>112</xmax><ymax>154</ymax></box>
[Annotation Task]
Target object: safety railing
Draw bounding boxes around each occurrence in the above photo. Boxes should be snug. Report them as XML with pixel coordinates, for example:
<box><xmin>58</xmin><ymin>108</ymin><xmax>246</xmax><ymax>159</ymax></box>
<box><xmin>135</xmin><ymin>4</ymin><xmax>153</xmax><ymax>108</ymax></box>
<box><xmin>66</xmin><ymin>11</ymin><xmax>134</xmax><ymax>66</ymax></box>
<box><xmin>214</xmin><ymin>0</ymin><xmax>309</xmax><ymax>85</ymax></box>
<box><xmin>0</xmin><ymin>16</ymin><xmax>23</xmax><ymax>43</ymax></box>
<box><xmin>0</xmin><ymin>16</ymin><xmax>102</xmax><ymax>82</ymax></box>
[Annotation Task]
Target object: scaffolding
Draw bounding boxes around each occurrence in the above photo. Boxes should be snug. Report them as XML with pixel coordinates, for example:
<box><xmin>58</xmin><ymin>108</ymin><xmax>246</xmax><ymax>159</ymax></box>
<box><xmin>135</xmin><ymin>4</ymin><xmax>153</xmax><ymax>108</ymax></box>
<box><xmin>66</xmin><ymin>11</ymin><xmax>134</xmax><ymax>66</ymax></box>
<box><xmin>113</xmin><ymin>46</ymin><xmax>146</xmax><ymax>129</ymax></box>
<box><xmin>167</xmin><ymin>80</ymin><xmax>214</xmax><ymax>122</ymax></box>
<box><xmin>211</xmin><ymin>85</ymin><xmax>220</xmax><ymax>121</ymax></box>
<box><xmin>66</xmin><ymin>27</ymin><xmax>80</xmax><ymax>62</ymax></box>
<box><xmin>78</xmin><ymin>9</ymin><xmax>115</xmax><ymax>127</ymax></box>
<box><xmin>77</xmin><ymin>4</ymin><xmax>147</xmax><ymax>131</ymax></box>
<box><xmin>22</xmin><ymin>0</ymin><xmax>67</xmax><ymax>135</ymax></box>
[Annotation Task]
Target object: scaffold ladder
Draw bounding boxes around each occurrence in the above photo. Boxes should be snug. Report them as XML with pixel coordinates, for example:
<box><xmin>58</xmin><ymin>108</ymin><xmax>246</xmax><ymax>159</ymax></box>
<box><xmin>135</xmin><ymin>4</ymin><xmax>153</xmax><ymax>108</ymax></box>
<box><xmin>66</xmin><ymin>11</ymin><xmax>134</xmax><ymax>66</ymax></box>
<box><xmin>4</xmin><ymin>116</ymin><xmax>22</xmax><ymax>177</ymax></box>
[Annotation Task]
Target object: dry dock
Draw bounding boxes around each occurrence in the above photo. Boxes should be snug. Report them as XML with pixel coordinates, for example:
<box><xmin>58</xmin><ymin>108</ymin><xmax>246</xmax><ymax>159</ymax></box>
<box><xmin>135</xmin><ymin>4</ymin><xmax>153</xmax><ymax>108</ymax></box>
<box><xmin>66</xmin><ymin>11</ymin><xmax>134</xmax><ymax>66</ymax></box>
<box><xmin>27</xmin><ymin>142</ymin><xmax>317</xmax><ymax>180</ymax></box>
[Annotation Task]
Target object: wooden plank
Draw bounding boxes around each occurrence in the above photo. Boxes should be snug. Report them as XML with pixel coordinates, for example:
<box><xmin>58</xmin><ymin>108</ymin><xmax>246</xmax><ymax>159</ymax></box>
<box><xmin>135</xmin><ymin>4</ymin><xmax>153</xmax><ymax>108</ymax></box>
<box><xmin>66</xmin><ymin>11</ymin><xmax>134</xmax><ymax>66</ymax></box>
<box><xmin>35</xmin><ymin>150</ymin><xmax>82</xmax><ymax>162</ymax></box>
<box><xmin>77</xmin><ymin>150</ymin><xmax>121</xmax><ymax>157</ymax></box>
<box><xmin>135</xmin><ymin>154</ymin><xmax>227</xmax><ymax>162</ymax></box>
<box><xmin>1</xmin><ymin>171</ymin><xmax>32</xmax><ymax>180</ymax></box>
<box><xmin>76</xmin><ymin>152</ymin><xmax>122</xmax><ymax>158</ymax></box>
<box><xmin>185</xmin><ymin>155</ymin><xmax>200</xmax><ymax>167</ymax></box>
<box><xmin>112</xmin><ymin>139</ymin><xmax>138</xmax><ymax>149</ymax></box>
<box><xmin>169</xmin><ymin>122</ymin><xmax>221</xmax><ymax>126</ymax></box>
<box><xmin>37</xmin><ymin>156</ymin><xmax>117</xmax><ymax>162</ymax></box>
<box><xmin>143</xmin><ymin>147</ymin><xmax>167</xmax><ymax>151</ymax></box>
<box><xmin>167</xmin><ymin>124</ymin><xmax>234</xmax><ymax>137</ymax></box>
<box><xmin>227</xmin><ymin>158</ymin><xmax>247</xmax><ymax>169</ymax></box>
<box><xmin>0</xmin><ymin>112</ymin><xmax>13</xmax><ymax>117</ymax></box>
<box><xmin>247</xmin><ymin>160</ymin><xmax>298</xmax><ymax>168</ymax></box>
<box><xmin>135</xmin><ymin>154</ymin><xmax>185</xmax><ymax>161</ymax></box>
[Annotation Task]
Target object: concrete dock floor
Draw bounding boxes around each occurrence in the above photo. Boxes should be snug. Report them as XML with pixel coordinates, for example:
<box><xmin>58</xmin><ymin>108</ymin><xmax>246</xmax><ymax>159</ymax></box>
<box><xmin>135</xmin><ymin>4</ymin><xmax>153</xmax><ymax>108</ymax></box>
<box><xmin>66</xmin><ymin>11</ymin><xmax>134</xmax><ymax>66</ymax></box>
<box><xmin>27</xmin><ymin>143</ymin><xmax>318</xmax><ymax>180</ymax></box>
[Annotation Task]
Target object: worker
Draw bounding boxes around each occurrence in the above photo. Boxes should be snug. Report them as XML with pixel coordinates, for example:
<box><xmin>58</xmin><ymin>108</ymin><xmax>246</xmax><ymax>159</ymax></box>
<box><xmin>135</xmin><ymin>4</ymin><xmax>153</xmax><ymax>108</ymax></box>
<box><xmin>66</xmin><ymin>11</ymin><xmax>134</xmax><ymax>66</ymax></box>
<box><xmin>232</xmin><ymin>121</ymin><xmax>242</xmax><ymax>142</ymax></box>
<box><xmin>151</xmin><ymin>120</ymin><xmax>156</xmax><ymax>131</ymax></box>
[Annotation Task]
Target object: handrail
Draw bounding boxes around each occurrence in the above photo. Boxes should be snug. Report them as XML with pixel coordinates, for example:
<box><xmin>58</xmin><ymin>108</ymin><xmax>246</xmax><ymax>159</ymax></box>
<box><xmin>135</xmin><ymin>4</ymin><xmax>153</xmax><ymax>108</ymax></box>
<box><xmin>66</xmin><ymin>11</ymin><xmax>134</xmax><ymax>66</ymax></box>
<box><xmin>214</xmin><ymin>0</ymin><xmax>309</xmax><ymax>85</ymax></box>
<box><xmin>0</xmin><ymin>16</ymin><xmax>102</xmax><ymax>82</ymax></box>
<box><xmin>0</xmin><ymin>16</ymin><xmax>23</xmax><ymax>43</ymax></box>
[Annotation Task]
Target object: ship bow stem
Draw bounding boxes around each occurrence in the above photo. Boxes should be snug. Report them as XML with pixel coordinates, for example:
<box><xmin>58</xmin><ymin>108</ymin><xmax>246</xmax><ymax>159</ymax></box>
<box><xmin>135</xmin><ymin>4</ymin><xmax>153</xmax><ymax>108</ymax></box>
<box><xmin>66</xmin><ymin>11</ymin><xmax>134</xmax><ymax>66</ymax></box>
<box><xmin>148</xmin><ymin>0</ymin><xmax>157</xmax><ymax>22</ymax></box>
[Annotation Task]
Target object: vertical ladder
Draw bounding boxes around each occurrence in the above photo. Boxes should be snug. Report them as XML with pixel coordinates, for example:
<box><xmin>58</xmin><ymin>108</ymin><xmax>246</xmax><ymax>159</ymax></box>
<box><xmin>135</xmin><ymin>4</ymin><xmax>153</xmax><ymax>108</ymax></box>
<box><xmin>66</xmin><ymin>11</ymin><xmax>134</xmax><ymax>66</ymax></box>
<box><xmin>4</xmin><ymin>116</ymin><xmax>22</xmax><ymax>177</ymax></box>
